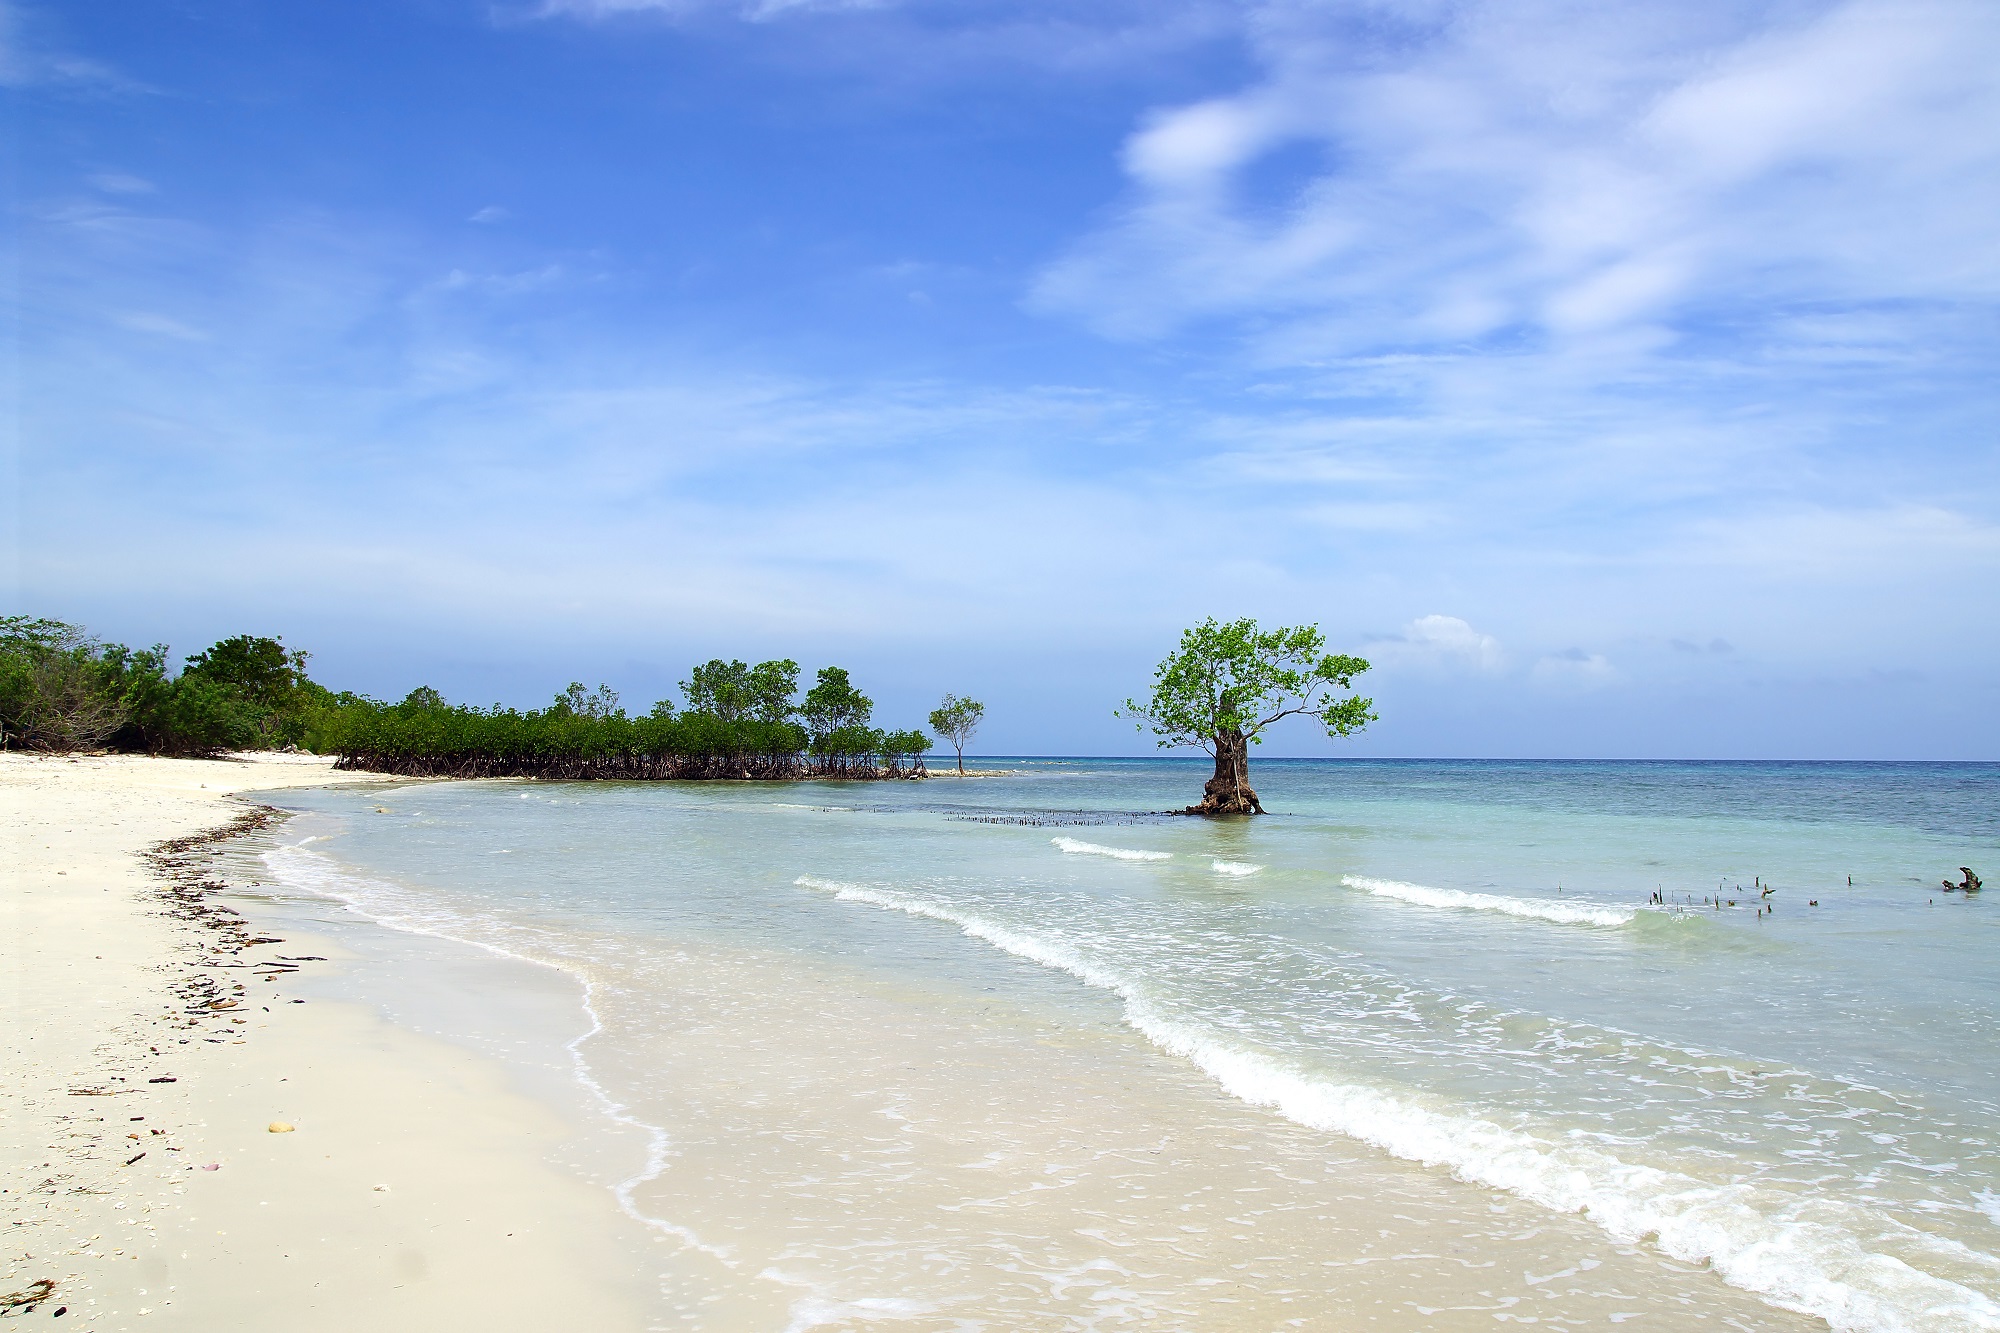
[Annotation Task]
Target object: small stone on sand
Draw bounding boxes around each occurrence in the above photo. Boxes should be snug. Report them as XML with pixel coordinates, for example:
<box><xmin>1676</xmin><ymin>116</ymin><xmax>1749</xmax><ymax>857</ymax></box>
<box><xmin>268</xmin><ymin>1121</ymin><xmax>296</xmax><ymax>1134</ymax></box>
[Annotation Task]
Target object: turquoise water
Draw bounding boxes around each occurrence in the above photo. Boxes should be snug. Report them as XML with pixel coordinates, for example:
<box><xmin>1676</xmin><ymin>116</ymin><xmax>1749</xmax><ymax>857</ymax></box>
<box><xmin>264</xmin><ymin>759</ymin><xmax>2000</xmax><ymax>1331</ymax></box>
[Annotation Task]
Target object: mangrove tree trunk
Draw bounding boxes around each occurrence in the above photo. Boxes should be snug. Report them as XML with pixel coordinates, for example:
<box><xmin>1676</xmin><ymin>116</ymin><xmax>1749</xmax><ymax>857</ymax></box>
<box><xmin>1189</xmin><ymin>727</ymin><xmax>1263</xmax><ymax>815</ymax></box>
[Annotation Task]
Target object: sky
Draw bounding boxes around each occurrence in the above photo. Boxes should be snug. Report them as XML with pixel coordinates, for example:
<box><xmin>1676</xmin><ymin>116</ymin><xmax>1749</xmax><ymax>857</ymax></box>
<box><xmin>8</xmin><ymin>0</ymin><xmax>1998</xmax><ymax>757</ymax></box>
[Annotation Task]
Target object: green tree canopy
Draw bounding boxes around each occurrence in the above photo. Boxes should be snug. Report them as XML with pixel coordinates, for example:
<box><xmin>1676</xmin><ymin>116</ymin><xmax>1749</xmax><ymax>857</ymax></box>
<box><xmin>681</xmin><ymin>659</ymin><xmax>752</xmax><ymax>721</ymax></box>
<box><xmin>927</xmin><ymin>694</ymin><xmax>985</xmax><ymax>775</ymax></box>
<box><xmin>555</xmin><ymin>682</ymin><xmax>623</xmax><ymax>719</ymax></box>
<box><xmin>183</xmin><ymin>635</ymin><xmax>312</xmax><ymax>713</ymax></box>
<box><xmin>802</xmin><ymin>667</ymin><xmax>871</xmax><ymax>745</ymax></box>
<box><xmin>1120</xmin><ymin>617</ymin><xmax>1374</xmax><ymax>815</ymax></box>
<box><xmin>747</xmin><ymin>659</ymin><xmax>801</xmax><ymax>724</ymax></box>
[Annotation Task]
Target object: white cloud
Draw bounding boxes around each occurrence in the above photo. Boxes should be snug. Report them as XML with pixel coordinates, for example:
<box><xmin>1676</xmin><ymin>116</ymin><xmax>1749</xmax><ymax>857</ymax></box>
<box><xmin>1031</xmin><ymin>0</ymin><xmax>2000</xmax><ymax>352</ymax></box>
<box><xmin>1368</xmin><ymin>614</ymin><xmax>1506</xmax><ymax>673</ymax></box>
<box><xmin>467</xmin><ymin>205</ymin><xmax>511</xmax><ymax>224</ymax></box>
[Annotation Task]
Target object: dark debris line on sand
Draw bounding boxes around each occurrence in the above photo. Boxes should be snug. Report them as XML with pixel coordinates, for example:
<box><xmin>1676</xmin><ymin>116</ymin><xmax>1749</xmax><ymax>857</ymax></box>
<box><xmin>142</xmin><ymin>804</ymin><xmax>310</xmax><ymax>1031</ymax></box>
<box><xmin>9</xmin><ymin>802</ymin><xmax>334</xmax><ymax>1321</ymax></box>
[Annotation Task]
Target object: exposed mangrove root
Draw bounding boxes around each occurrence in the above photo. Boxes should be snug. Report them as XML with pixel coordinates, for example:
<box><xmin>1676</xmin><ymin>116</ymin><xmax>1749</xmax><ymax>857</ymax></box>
<box><xmin>1185</xmin><ymin>729</ymin><xmax>1264</xmax><ymax>816</ymax></box>
<box><xmin>332</xmin><ymin>752</ymin><xmax>927</xmax><ymax>781</ymax></box>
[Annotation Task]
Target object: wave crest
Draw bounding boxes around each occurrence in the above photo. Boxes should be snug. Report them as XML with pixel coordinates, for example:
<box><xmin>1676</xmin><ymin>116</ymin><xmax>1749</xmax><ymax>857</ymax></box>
<box><xmin>794</xmin><ymin>873</ymin><xmax>1999</xmax><ymax>1333</ymax></box>
<box><xmin>1052</xmin><ymin>836</ymin><xmax>1171</xmax><ymax>861</ymax></box>
<box><xmin>1342</xmin><ymin>875</ymin><xmax>1634</xmax><ymax>927</ymax></box>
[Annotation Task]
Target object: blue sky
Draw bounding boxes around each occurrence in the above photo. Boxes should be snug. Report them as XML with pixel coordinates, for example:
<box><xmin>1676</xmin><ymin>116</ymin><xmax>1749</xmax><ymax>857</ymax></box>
<box><xmin>10</xmin><ymin>0</ymin><xmax>1998</xmax><ymax>757</ymax></box>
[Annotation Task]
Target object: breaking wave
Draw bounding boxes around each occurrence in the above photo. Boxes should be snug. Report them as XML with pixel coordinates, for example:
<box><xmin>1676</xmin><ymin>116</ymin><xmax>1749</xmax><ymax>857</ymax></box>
<box><xmin>796</xmin><ymin>874</ymin><xmax>2000</xmax><ymax>1333</ymax></box>
<box><xmin>1342</xmin><ymin>874</ymin><xmax>1635</xmax><ymax>927</ymax></box>
<box><xmin>1052</xmin><ymin>836</ymin><xmax>1171</xmax><ymax>862</ymax></box>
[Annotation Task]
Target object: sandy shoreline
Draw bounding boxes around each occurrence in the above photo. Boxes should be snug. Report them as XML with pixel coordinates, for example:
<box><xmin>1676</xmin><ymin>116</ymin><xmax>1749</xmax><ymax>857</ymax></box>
<box><xmin>1</xmin><ymin>754</ymin><xmax>651</xmax><ymax>1331</ymax></box>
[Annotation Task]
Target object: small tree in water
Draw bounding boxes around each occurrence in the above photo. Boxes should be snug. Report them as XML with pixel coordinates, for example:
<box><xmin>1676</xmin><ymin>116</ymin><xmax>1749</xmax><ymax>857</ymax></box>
<box><xmin>928</xmin><ymin>694</ymin><xmax>984</xmax><ymax>775</ymax></box>
<box><xmin>1120</xmin><ymin>618</ymin><xmax>1374</xmax><ymax>815</ymax></box>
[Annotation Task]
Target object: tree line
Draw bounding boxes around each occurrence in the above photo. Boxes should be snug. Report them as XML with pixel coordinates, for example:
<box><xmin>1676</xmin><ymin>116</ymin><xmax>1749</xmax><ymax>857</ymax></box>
<box><xmin>323</xmin><ymin>661</ymin><xmax>939</xmax><ymax>780</ymax></box>
<box><xmin>1</xmin><ymin>617</ymin><xmax>329</xmax><ymax>755</ymax></box>
<box><xmin>0</xmin><ymin>617</ymin><xmax>978</xmax><ymax>782</ymax></box>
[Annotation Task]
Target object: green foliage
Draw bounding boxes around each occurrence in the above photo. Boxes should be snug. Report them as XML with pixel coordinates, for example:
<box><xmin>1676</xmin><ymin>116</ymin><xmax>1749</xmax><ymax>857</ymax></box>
<box><xmin>139</xmin><ymin>674</ymin><xmax>268</xmax><ymax>754</ymax></box>
<box><xmin>1120</xmin><ymin>617</ymin><xmax>1375</xmax><ymax>754</ymax></box>
<box><xmin>0</xmin><ymin>617</ymin><xmax>130</xmax><ymax>752</ymax></box>
<box><xmin>747</xmin><ymin>659</ymin><xmax>800</xmax><ymax>725</ymax></box>
<box><xmin>802</xmin><ymin>667</ymin><xmax>872</xmax><ymax>745</ymax></box>
<box><xmin>179</xmin><ymin>634</ymin><xmax>325</xmax><ymax>748</ymax></box>
<box><xmin>320</xmin><ymin>660</ymin><xmax>923</xmax><ymax>780</ymax></box>
<box><xmin>880</xmin><ymin>728</ymin><xmax>933</xmax><ymax>772</ymax></box>
<box><xmin>680</xmin><ymin>659</ymin><xmax>800</xmax><ymax>728</ymax></box>
<box><xmin>0</xmin><ymin>618</ymin><xmax>333</xmax><ymax>756</ymax></box>
<box><xmin>554</xmin><ymin>682</ymin><xmax>623</xmax><ymax>720</ymax></box>
<box><xmin>2</xmin><ymin>617</ymin><xmax>932</xmax><ymax>781</ymax></box>
<box><xmin>928</xmin><ymin>694</ymin><xmax>984</xmax><ymax>773</ymax></box>
<box><xmin>681</xmin><ymin>660</ymin><xmax>752</xmax><ymax>721</ymax></box>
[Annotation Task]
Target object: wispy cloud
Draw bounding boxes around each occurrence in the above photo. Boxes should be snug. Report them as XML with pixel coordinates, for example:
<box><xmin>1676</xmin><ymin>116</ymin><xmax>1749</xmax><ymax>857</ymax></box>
<box><xmin>87</xmin><ymin>171</ymin><xmax>155</xmax><ymax>194</ymax></box>
<box><xmin>0</xmin><ymin>2</ymin><xmax>151</xmax><ymax>93</ymax></box>
<box><xmin>522</xmin><ymin>0</ymin><xmax>1240</xmax><ymax>78</ymax></box>
<box><xmin>1031</xmin><ymin>0</ymin><xmax>2000</xmax><ymax>356</ymax></box>
<box><xmin>1531</xmin><ymin>649</ymin><xmax>1618</xmax><ymax>690</ymax></box>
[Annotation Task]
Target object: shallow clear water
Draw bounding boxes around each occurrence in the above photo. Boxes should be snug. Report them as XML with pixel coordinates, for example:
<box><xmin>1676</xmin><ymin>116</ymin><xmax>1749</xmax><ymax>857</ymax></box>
<box><xmin>261</xmin><ymin>759</ymin><xmax>2000</xmax><ymax>1331</ymax></box>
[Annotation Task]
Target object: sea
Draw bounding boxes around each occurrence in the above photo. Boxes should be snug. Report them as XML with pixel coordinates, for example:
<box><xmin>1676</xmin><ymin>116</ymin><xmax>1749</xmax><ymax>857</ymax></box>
<box><xmin>239</xmin><ymin>759</ymin><xmax>2000</xmax><ymax>1332</ymax></box>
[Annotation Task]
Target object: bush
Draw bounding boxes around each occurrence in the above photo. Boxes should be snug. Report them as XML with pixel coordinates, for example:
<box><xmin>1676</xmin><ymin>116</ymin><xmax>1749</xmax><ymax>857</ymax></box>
<box><xmin>0</xmin><ymin>618</ymin><xmax>131</xmax><ymax>752</ymax></box>
<box><xmin>1</xmin><ymin>618</ymin><xmax>329</xmax><ymax>756</ymax></box>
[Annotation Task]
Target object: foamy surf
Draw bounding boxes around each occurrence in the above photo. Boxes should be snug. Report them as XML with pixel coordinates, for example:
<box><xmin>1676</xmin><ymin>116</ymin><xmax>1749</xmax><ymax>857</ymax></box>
<box><xmin>1052</xmin><ymin>836</ymin><xmax>1171</xmax><ymax>861</ymax></box>
<box><xmin>1342</xmin><ymin>874</ymin><xmax>1634</xmax><ymax>927</ymax></box>
<box><xmin>798</xmin><ymin>873</ymin><xmax>2000</xmax><ymax>1333</ymax></box>
<box><xmin>1212</xmin><ymin>860</ymin><xmax>1262</xmax><ymax>876</ymax></box>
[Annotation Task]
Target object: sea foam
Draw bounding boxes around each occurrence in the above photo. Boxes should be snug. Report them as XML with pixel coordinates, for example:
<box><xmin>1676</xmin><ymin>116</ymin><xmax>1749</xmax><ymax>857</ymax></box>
<box><xmin>797</xmin><ymin>874</ymin><xmax>1999</xmax><ymax>1333</ymax></box>
<box><xmin>1212</xmin><ymin>860</ymin><xmax>1263</xmax><ymax>876</ymax></box>
<box><xmin>1052</xmin><ymin>836</ymin><xmax>1171</xmax><ymax>861</ymax></box>
<box><xmin>1342</xmin><ymin>874</ymin><xmax>1634</xmax><ymax>927</ymax></box>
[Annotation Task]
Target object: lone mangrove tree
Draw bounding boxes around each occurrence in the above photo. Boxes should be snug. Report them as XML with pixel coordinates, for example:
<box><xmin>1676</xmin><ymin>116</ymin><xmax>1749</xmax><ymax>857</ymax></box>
<box><xmin>1120</xmin><ymin>617</ymin><xmax>1374</xmax><ymax>815</ymax></box>
<box><xmin>928</xmin><ymin>694</ymin><xmax>985</xmax><ymax>774</ymax></box>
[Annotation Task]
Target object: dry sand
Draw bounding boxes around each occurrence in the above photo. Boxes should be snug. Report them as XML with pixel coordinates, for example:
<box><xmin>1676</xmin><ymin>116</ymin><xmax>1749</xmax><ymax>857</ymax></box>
<box><xmin>1</xmin><ymin>753</ymin><xmax>652</xmax><ymax>1331</ymax></box>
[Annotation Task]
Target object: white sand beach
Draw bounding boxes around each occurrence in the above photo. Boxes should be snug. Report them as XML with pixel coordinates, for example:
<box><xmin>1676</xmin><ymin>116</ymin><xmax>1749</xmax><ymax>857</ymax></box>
<box><xmin>1</xmin><ymin>754</ymin><xmax>651</xmax><ymax>1331</ymax></box>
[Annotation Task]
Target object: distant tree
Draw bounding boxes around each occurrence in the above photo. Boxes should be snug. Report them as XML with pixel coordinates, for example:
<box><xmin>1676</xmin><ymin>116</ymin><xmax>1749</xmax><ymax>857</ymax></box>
<box><xmin>1119</xmin><ymin>618</ymin><xmax>1374</xmax><ymax>816</ymax></box>
<box><xmin>927</xmin><ymin>694</ymin><xmax>985</xmax><ymax>775</ymax></box>
<box><xmin>555</xmin><ymin>682</ymin><xmax>622</xmax><ymax>720</ymax></box>
<box><xmin>882</xmin><ymin>728</ymin><xmax>932</xmax><ymax>776</ymax></box>
<box><xmin>681</xmin><ymin>660</ymin><xmax>753</xmax><ymax>721</ymax></box>
<box><xmin>802</xmin><ymin>667</ymin><xmax>872</xmax><ymax>753</ymax></box>
<box><xmin>747</xmin><ymin>659</ymin><xmax>801</xmax><ymax>724</ymax></box>
<box><xmin>182</xmin><ymin>635</ymin><xmax>310</xmax><ymax>713</ymax></box>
